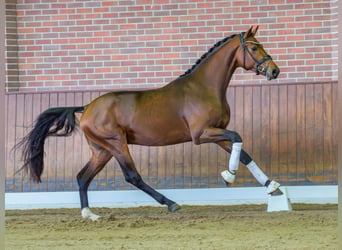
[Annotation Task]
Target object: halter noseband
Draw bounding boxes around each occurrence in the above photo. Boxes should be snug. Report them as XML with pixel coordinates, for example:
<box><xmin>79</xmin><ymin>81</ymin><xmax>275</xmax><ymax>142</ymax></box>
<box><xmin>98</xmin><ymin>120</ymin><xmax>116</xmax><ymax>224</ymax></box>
<box><xmin>240</xmin><ymin>33</ymin><xmax>272</xmax><ymax>75</ymax></box>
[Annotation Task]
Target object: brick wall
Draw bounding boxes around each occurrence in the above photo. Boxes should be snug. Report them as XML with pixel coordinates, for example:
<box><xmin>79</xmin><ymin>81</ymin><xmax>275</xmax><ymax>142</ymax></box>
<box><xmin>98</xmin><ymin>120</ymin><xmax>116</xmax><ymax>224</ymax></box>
<box><xmin>6</xmin><ymin>0</ymin><xmax>338</xmax><ymax>92</ymax></box>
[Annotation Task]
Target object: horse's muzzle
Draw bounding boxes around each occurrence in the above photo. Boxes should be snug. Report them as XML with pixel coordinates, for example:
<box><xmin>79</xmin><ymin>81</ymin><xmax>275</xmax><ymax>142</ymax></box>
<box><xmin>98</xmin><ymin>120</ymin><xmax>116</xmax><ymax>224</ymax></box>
<box><xmin>266</xmin><ymin>64</ymin><xmax>280</xmax><ymax>81</ymax></box>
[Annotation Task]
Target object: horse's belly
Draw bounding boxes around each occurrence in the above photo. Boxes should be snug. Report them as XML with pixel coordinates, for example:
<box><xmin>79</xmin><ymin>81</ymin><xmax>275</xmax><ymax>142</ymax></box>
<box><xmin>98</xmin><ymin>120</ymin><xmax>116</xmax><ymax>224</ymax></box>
<box><xmin>126</xmin><ymin>120</ymin><xmax>191</xmax><ymax>146</ymax></box>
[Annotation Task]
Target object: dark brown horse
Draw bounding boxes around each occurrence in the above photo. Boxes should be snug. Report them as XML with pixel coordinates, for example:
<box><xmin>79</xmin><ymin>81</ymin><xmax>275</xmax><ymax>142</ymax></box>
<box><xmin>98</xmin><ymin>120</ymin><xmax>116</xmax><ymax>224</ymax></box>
<box><xmin>18</xmin><ymin>26</ymin><xmax>280</xmax><ymax>220</ymax></box>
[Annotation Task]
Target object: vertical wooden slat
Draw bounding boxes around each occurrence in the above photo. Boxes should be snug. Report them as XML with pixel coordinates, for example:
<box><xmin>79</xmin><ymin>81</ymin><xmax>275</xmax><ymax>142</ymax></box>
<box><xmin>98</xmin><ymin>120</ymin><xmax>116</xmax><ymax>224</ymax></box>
<box><xmin>191</xmin><ymin>144</ymin><xmax>200</xmax><ymax>188</ymax></box>
<box><xmin>287</xmin><ymin>84</ymin><xmax>297</xmax><ymax>183</ymax></box>
<box><xmin>174</xmin><ymin>143</ymin><xmax>184</xmax><ymax>188</ymax></box>
<box><xmin>157</xmin><ymin>145</ymin><xmax>167</xmax><ymax>189</ymax></box>
<box><xmin>296</xmin><ymin>85</ymin><xmax>307</xmax><ymax>183</ymax></box>
<box><xmin>323</xmin><ymin>83</ymin><xmax>333</xmax><ymax>182</ymax></box>
<box><xmin>251</xmin><ymin>85</ymin><xmax>262</xmax><ymax>165</ymax></box>
<box><xmin>183</xmin><ymin>142</ymin><xmax>192</xmax><ymax>188</ymax></box>
<box><xmin>165</xmin><ymin>145</ymin><xmax>175</xmax><ymax>188</ymax></box>
<box><xmin>6</xmin><ymin>95</ymin><xmax>16</xmax><ymax>191</ymax></box>
<box><xmin>304</xmin><ymin>84</ymin><xmax>315</xmax><ymax>182</ymax></box>
<box><xmin>149</xmin><ymin>146</ymin><xmax>158</xmax><ymax>187</ymax></box>
<box><xmin>15</xmin><ymin>94</ymin><xmax>24</xmax><ymax>192</ymax></box>
<box><xmin>140</xmin><ymin>145</ymin><xmax>149</xmax><ymax>184</ymax></box>
<box><xmin>260</xmin><ymin>85</ymin><xmax>270</xmax><ymax>179</ymax></box>
<box><xmin>208</xmin><ymin>143</ymin><xmax>219</xmax><ymax>187</ymax></box>
<box><xmin>270</xmin><ymin>85</ymin><xmax>279</xmax><ymax>180</ymax></box>
<box><xmin>313</xmin><ymin>84</ymin><xmax>324</xmax><ymax>180</ymax></box>
<box><xmin>200</xmin><ymin>143</ymin><xmax>209</xmax><ymax>187</ymax></box>
<box><xmin>278</xmin><ymin>85</ymin><xmax>289</xmax><ymax>182</ymax></box>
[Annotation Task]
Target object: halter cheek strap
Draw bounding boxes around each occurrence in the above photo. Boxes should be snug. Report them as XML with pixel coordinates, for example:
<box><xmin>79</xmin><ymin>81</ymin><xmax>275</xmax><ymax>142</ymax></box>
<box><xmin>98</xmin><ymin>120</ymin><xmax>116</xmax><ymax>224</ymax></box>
<box><xmin>240</xmin><ymin>33</ymin><xmax>272</xmax><ymax>75</ymax></box>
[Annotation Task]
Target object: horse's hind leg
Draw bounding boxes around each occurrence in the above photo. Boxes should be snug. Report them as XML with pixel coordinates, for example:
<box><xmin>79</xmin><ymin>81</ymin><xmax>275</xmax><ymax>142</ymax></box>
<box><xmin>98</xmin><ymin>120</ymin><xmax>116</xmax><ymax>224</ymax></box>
<box><xmin>76</xmin><ymin>142</ymin><xmax>112</xmax><ymax>220</ymax></box>
<box><xmin>113</xmin><ymin>142</ymin><xmax>181</xmax><ymax>212</ymax></box>
<box><xmin>216</xmin><ymin>141</ymin><xmax>282</xmax><ymax>195</ymax></box>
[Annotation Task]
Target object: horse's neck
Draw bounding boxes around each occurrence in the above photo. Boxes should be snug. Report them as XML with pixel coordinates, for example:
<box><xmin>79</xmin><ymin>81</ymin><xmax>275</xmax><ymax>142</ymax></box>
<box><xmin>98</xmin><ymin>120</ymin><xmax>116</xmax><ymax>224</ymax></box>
<box><xmin>190</xmin><ymin>41</ymin><xmax>239</xmax><ymax>98</ymax></box>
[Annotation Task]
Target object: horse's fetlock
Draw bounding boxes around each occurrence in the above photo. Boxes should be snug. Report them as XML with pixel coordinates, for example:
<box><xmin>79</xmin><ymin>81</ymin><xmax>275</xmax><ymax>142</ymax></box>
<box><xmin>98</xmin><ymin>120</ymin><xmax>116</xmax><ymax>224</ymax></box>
<box><xmin>231</xmin><ymin>131</ymin><xmax>242</xmax><ymax>143</ymax></box>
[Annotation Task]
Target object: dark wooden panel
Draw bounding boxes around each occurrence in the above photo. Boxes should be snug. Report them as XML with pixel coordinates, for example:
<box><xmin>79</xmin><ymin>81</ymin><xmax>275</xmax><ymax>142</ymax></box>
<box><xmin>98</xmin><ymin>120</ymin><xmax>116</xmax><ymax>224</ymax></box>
<box><xmin>251</xmin><ymin>86</ymin><xmax>262</xmax><ymax>164</ymax></box>
<box><xmin>287</xmin><ymin>84</ymin><xmax>298</xmax><ymax>183</ymax></box>
<box><xmin>296</xmin><ymin>85</ymin><xmax>306</xmax><ymax>183</ymax></box>
<box><xmin>183</xmin><ymin>142</ymin><xmax>192</xmax><ymax>189</ymax></box>
<box><xmin>304</xmin><ymin>84</ymin><xmax>315</xmax><ymax>181</ymax></box>
<box><xmin>260</xmin><ymin>85</ymin><xmax>271</xmax><ymax>179</ymax></box>
<box><xmin>322</xmin><ymin>83</ymin><xmax>334</xmax><ymax>182</ymax></box>
<box><xmin>278</xmin><ymin>85</ymin><xmax>288</xmax><ymax>182</ymax></box>
<box><xmin>14</xmin><ymin>94</ymin><xmax>25</xmax><ymax>192</ymax></box>
<box><xmin>5</xmin><ymin>94</ymin><xmax>16</xmax><ymax>191</ymax></box>
<box><xmin>313</xmin><ymin>84</ymin><xmax>324</xmax><ymax>181</ymax></box>
<box><xmin>5</xmin><ymin>82</ymin><xmax>338</xmax><ymax>193</ymax></box>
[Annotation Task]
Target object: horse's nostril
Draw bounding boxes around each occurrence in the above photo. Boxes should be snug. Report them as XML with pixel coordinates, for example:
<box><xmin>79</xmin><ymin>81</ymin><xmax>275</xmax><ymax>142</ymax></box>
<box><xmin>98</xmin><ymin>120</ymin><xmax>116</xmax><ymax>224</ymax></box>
<box><xmin>272</xmin><ymin>69</ymin><xmax>279</xmax><ymax>78</ymax></box>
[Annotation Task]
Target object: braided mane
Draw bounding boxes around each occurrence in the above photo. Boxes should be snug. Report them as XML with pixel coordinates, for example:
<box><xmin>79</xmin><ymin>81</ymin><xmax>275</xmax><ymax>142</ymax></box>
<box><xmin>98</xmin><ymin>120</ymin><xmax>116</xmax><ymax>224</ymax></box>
<box><xmin>179</xmin><ymin>34</ymin><xmax>238</xmax><ymax>77</ymax></box>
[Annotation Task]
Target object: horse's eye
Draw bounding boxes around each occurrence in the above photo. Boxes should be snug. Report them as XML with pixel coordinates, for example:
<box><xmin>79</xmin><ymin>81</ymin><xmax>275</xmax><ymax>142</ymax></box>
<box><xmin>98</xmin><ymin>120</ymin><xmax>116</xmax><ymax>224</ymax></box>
<box><xmin>251</xmin><ymin>47</ymin><xmax>258</xmax><ymax>52</ymax></box>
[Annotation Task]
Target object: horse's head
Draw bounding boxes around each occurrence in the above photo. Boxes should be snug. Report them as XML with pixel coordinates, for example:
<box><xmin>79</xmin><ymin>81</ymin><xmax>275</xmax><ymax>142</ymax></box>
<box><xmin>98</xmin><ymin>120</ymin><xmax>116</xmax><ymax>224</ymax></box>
<box><xmin>237</xmin><ymin>26</ymin><xmax>280</xmax><ymax>80</ymax></box>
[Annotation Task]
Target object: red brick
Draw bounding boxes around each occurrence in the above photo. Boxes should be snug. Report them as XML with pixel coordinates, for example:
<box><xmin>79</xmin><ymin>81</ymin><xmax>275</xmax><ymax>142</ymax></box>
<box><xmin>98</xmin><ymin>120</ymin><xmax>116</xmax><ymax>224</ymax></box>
<box><xmin>95</xmin><ymin>68</ymin><xmax>111</xmax><ymax>73</ymax></box>
<box><xmin>305</xmin><ymin>22</ymin><xmax>324</xmax><ymax>28</ymax></box>
<box><xmin>60</xmin><ymin>9</ymin><xmax>75</xmax><ymax>14</ymax></box>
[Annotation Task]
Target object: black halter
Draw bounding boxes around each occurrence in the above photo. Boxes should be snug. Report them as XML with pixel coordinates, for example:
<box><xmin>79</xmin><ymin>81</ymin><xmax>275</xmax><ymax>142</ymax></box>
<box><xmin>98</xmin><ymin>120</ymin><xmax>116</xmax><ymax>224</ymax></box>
<box><xmin>240</xmin><ymin>33</ymin><xmax>272</xmax><ymax>75</ymax></box>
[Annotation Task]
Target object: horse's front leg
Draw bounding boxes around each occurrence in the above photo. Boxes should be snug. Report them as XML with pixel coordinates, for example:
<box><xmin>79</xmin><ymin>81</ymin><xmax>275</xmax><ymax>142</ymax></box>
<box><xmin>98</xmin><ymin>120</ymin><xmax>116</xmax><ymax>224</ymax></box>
<box><xmin>216</xmin><ymin>141</ymin><xmax>282</xmax><ymax>195</ymax></box>
<box><xmin>196</xmin><ymin>128</ymin><xmax>243</xmax><ymax>182</ymax></box>
<box><xmin>196</xmin><ymin>128</ymin><xmax>281</xmax><ymax>195</ymax></box>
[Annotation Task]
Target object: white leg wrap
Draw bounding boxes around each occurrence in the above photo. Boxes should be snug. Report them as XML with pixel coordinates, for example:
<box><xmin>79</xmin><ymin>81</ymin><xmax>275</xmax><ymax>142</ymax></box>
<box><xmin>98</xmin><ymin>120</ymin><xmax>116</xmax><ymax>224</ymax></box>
<box><xmin>81</xmin><ymin>207</ymin><xmax>101</xmax><ymax>221</ymax></box>
<box><xmin>228</xmin><ymin>142</ymin><xmax>242</xmax><ymax>172</ymax></box>
<box><xmin>221</xmin><ymin>170</ymin><xmax>236</xmax><ymax>183</ymax></box>
<box><xmin>221</xmin><ymin>142</ymin><xmax>242</xmax><ymax>184</ymax></box>
<box><xmin>246</xmin><ymin>161</ymin><xmax>269</xmax><ymax>186</ymax></box>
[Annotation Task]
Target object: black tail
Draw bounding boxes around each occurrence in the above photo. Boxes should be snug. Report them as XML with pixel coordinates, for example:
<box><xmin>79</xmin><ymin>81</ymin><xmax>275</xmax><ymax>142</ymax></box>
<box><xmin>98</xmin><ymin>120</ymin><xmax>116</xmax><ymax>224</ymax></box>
<box><xmin>15</xmin><ymin>106</ymin><xmax>84</xmax><ymax>183</ymax></box>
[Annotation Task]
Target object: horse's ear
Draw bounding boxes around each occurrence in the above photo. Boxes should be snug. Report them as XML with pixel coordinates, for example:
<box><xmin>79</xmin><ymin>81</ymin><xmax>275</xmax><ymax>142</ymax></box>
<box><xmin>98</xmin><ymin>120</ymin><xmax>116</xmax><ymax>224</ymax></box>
<box><xmin>252</xmin><ymin>25</ymin><xmax>259</xmax><ymax>36</ymax></box>
<box><xmin>244</xmin><ymin>26</ymin><xmax>259</xmax><ymax>38</ymax></box>
<box><xmin>244</xmin><ymin>26</ymin><xmax>253</xmax><ymax>39</ymax></box>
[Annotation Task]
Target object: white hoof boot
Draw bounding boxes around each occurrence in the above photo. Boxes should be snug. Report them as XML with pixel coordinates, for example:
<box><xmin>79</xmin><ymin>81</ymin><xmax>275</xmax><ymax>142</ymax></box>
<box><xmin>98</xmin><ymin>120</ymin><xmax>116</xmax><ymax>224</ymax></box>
<box><xmin>267</xmin><ymin>180</ymin><xmax>281</xmax><ymax>194</ymax></box>
<box><xmin>221</xmin><ymin>170</ymin><xmax>236</xmax><ymax>184</ymax></box>
<box><xmin>81</xmin><ymin>208</ymin><xmax>101</xmax><ymax>221</ymax></box>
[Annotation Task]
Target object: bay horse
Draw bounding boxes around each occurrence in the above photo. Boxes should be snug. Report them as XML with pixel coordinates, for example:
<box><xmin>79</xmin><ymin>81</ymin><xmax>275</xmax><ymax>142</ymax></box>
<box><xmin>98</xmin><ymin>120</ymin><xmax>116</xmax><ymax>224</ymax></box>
<box><xmin>18</xmin><ymin>26</ymin><xmax>281</xmax><ymax>220</ymax></box>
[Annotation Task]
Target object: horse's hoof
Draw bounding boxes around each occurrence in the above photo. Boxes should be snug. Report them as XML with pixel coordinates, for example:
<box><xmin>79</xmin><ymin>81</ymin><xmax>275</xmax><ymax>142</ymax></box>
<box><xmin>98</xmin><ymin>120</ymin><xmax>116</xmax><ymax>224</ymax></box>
<box><xmin>168</xmin><ymin>203</ymin><xmax>181</xmax><ymax>212</ymax></box>
<box><xmin>270</xmin><ymin>188</ymin><xmax>283</xmax><ymax>196</ymax></box>
<box><xmin>267</xmin><ymin>180</ymin><xmax>281</xmax><ymax>195</ymax></box>
<box><xmin>81</xmin><ymin>207</ymin><xmax>101</xmax><ymax>221</ymax></box>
